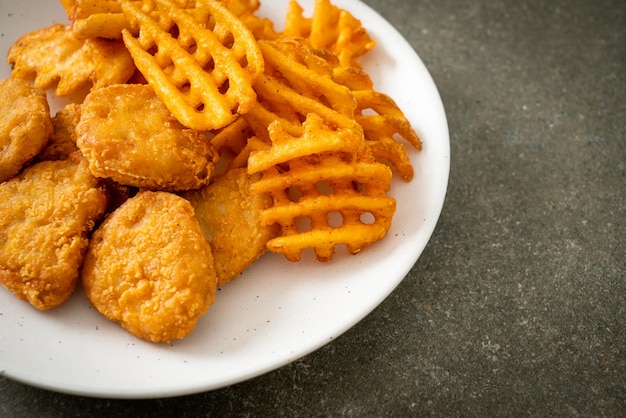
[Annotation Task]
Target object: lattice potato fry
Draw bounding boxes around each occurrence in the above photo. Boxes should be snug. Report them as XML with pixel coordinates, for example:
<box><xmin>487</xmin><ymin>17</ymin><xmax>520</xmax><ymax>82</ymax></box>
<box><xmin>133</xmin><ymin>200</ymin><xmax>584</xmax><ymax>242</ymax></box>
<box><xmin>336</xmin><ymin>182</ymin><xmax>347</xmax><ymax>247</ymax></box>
<box><xmin>260</xmin><ymin>39</ymin><xmax>356</xmax><ymax>117</ymax></box>
<box><xmin>330</xmin><ymin>64</ymin><xmax>421</xmax><ymax>181</ymax></box>
<box><xmin>353</xmin><ymin>90</ymin><xmax>421</xmax><ymax>149</ymax></box>
<box><xmin>248</xmin><ymin>114</ymin><xmax>395</xmax><ymax>262</ymax></box>
<box><xmin>263</xmin><ymin>204</ymin><xmax>395</xmax><ymax>262</ymax></box>
<box><xmin>247</xmin><ymin>113</ymin><xmax>366</xmax><ymax>173</ymax></box>
<box><xmin>244</xmin><ymin>39</ymin><xmax>360</xmax><ymax>142</ymax></box>
<box><xmin>7</xmin><ymin>24</ymin><xmax>135</xmax><ymax>96</ymax></box>
<box><xmin>282</xmin><ymin>0</ymin><xmax>376</xmax><ymax>68</ymax></box>
<box><xmin>251</xmin><ymin>157</ymin><xmax>395</xmax><ymax>262</ymax></box>
<box><xmin>69</xmin><ymin>0</ymin><xmax>130</xmax><ymax>39</ymax></box>
<box><xmin>209</xmin><ymin>117</ymin><xmax>270</xmax><ymax>171</ymax></box>
<box><xmin>353</xmin><ymin>90</ymin><xmax>421</xmax><ymax>181</ymax></box>
<box><xmin>68</xmin><ymin>0</ymin><xmax>207</xmax><ymax>39</ymax></box>
<box><xmin>219</xmin><ymin>0</ymin><xmax>261</xmax><ymax>16</ymax></box>
<box><xmin>119</xmin><ymin>0</ymin><xmax>263</xmax><ymax>130</ymax></box>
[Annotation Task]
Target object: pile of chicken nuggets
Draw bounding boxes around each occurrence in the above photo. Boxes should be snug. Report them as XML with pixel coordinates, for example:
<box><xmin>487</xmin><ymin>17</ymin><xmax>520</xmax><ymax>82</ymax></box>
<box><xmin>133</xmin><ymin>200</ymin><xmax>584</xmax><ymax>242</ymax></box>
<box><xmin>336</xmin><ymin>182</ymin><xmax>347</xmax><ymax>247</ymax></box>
<box><xmin>0</xmin><ymin>0</ymin><xmax>421</xmax><ymax>343</ymax></box>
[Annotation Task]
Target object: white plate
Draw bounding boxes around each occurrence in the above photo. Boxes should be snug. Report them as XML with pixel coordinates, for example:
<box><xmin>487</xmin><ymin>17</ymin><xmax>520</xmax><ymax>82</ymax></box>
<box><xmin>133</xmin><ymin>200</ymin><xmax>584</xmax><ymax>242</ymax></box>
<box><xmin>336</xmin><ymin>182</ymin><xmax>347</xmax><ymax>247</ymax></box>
<box><xmin>0</xmin><ymin>0</ymin><xmax>449</xmax><ymax>398</ymax></box>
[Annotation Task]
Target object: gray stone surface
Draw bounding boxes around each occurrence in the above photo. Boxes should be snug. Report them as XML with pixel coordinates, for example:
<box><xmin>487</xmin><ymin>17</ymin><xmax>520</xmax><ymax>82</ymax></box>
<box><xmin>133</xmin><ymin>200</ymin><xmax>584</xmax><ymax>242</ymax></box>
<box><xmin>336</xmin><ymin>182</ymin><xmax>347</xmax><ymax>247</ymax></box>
<box><xmin>1</xmin><ymin>0</ymin><xmax>624</xmax><ymax>416</ymax></box>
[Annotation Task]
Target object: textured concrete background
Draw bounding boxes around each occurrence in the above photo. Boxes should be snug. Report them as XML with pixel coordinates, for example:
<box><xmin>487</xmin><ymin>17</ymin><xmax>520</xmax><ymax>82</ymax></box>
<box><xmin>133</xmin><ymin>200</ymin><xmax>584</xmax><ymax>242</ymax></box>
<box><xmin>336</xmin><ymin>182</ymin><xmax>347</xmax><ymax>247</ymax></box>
<box><xmin>1</xmin><ymin>0</ymin><xmax>624</xmax><ymax>416</ymax></box>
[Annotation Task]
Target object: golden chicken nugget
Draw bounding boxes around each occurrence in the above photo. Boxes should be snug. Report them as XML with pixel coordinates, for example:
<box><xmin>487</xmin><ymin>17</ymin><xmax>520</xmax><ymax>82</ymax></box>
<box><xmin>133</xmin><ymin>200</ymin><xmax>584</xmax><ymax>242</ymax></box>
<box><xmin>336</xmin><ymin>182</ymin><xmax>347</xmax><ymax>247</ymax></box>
<box><xmin>0</xmin><ymin>78</ymin><xmax>53</xmax><ymax>183</ymax></box>
<box><xmin>0</xmin><ymin>156</ymin><xmax>109</xmax><ymax>310</ymax></box>
<box><xmin>183</xmin><ymin>168</ymin><xmax>276</xmax><ymax>286</ymax></box>
<box><xmin>7</xmin><ymin>24</ymin><xmax>135</xmax><ymax>96</ymax></box>
<box><xmin>38</xmin><ymin>103</ymin><xmax>82</xmax><ymax>162</ymax></box>
<box><xmin>82</xmin><ymin>191</ymin><xmax>217</xmax><ymax>343</ymax></box>
<box><xmin>119</xmin><ymin>0</ymin><xmax>263</xmax><ymax>130</ymax></box>
<box><xmin>76</xmin><ymin>84</ymin><xmax>217</xmax><ymax>191</ymax></box>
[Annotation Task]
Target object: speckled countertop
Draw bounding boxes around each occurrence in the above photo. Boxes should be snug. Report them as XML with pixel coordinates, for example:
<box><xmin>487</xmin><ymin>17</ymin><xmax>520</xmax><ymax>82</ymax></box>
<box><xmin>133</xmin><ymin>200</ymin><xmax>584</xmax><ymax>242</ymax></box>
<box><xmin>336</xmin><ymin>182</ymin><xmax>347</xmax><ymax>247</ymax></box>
<box><xmin>1</xmin><ymin>0</ymin><xmax>624</xmax><ymax>416</ymax></box>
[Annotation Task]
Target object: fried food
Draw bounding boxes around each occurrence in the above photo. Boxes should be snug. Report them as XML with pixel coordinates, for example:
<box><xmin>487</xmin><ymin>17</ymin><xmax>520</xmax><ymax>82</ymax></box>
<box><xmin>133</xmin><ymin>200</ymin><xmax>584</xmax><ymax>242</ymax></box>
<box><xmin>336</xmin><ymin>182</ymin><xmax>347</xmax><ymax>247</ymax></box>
<box><xmin>282</xmin><ymin>0</ymin><xmax>376</xmax><ymax>68</ymax></box>
<box><xmin>183</xmin><ymin>168</ymin><xmax>276</xmax><ymax>286</ymax></box>
<box><xmin>0</xmin><ymin>78</ymin><xmax>53</xmax><ymax>183</ymax></box>
<box><xmin>7</xmin><ymin>24</ymin><xmax>135</xmax><ymax>96</ymax></box>
<box><xmin>0</xmin><ymin>155</ymin><xmax>109</xmax><ymax>310</ymax></box>
<box><xmin>119</xmin><ymin>0</ymin><xmax>264</xmax><ymax>130</ymax></box>
<box><xmin>329</xmin><ymin>65</ymin><xmax>421</xmax><ymax>181</ymax></box>
<box><xmin>248</xmin><ymin>113</ymin><xmax>395</xmax><ymax>262</ymax></box>
<box><xmin>228</xmin><ymin>0</ymin><xmax>280</xmax><ymax>41</ymax></box>
<box><xmin>67</xmin><ymin>0</ymin><xmax>205</xmax><ymax>39</ymax></box>
<box><xmin>68</xmin><ymin>0</ymin><xmax>130</xmax><ymax>39</ymax></box>
<box><xmin>210</xmin><ymin>116</ymin><xmax>257</xmax><ymax>172</ymax></box>
<box><xmin>0</xmin><ymin>0</ymin><xmax>423</xmax><ymax>341</ymax></box>
<box><xmin>244</xmin><ymin>38</ymin><xmax>360</xmax><ymax>143</ymax></box>
<box><xmin>59</xmin><ymin>0</ymin><xmax>76</xmax><ymax>18</ymax></box>
<box><xmin>234</xmin><ymin>37</ymin><xmax>399</xmax><ymax>261</ymax></box>
<box><xmin>352</xmin><ymin>89</ymin><xmax>421</xmax><ymax>181</ymax></box>
<box><xmin>76</xmin><ymin>84</ymin><xmax>218</xmax><ymax>191</ymax></box>
<box><xmin>38</xmin><ymin>103</ymin><xmax>82</xmax><ymax>162</ymax></box>
<box><xmin>82</xmin><ymin>191</ymin><xmax>217</xmax><ymax>343</ymax></box>
<box><xmin>220</xmin><ymin>0</ymin><xmax>261</xmax><ymax>17</ymax></box>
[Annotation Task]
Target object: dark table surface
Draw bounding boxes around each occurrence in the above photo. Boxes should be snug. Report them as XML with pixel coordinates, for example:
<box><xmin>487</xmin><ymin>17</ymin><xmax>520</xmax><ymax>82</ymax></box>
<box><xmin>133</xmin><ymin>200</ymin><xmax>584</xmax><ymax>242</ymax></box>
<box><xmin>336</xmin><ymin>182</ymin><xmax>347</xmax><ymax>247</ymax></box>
<box><xmin>1</xmin><ymin>0</ymin><xmax>625</xmax><ymax>416</ymax></box>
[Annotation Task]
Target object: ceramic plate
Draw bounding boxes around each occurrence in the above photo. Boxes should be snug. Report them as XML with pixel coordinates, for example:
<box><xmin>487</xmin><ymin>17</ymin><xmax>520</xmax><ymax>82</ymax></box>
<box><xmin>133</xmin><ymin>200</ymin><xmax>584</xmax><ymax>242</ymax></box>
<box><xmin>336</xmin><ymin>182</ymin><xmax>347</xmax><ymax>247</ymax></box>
<box><xmin>0</xmin><ymin>0</ymin><xmax>449</xmax><ymax>398</ymax></box>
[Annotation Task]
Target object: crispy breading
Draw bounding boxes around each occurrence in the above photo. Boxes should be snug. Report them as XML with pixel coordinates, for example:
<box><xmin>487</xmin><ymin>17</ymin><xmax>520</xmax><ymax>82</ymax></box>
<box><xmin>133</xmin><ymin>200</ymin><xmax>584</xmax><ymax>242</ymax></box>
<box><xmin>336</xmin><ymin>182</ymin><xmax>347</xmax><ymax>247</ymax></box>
<box><xmin>182</xmin><ymin>168</ymin><xmax>276</xmax><ymax>286</ymax></box>
<box><xmin>38</xmin><ymin>103</ymin><xmax>82</xmax><ymax>162</ymax></box>
<box><xmin>7</xmin><ymin>24</ymin><xmax>135</xmax><ymax>96</ymax></box>
<box><xmin>82</xmin><ymin>191</ymin><xmax>217</xmax><ymax>343</ymax></box>
<box><xmin>76</xmin><ymin>84</ymin><xmax>218</xmax><ymax>191</ymax></box>
<box><xmin>0</xmin><ymin>155</ymin><xmax>109</xmax><ymax>310</ymax></box>
<box><xmin>0</xmin><ymin>78</ymin><xmax>53</xmax><ymax>183</ymax></box>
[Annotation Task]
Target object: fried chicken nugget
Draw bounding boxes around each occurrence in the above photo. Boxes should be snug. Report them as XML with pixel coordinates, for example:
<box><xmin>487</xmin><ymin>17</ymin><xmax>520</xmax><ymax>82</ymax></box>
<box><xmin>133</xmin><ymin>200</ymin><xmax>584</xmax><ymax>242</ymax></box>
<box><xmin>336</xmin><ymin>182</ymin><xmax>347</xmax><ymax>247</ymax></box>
<box><xmin>0</xmin><ymin>155</ymin><xmax>109</xmax><ymax>310</ymax></box>
<box><xmin>82</xmin><ymin>191</ymin><xmax>217</xmax><ymax>343</ymax></box>
<box><xmin>76</xmin><ymin>84</ymin><xmax>218</xmax><ymax>191</ymax></box>
<box><xmin>182</xmin><ymin>168</ymin><xmax>277</xmax><ymax>286</ymax></box>
<box><xmin>7</xmin><ymin>24</ymin><xmax>135</xmax><ymax>97</ymax></box>
<box><xmin>0</xmin><ymin>78</ymin><xmax>53</xmax><ymax>183</ymax></box>
<box><xmin>38</xmin><ymin>103</ymin><xmax>81</xmax><ymax>162</ymax></box>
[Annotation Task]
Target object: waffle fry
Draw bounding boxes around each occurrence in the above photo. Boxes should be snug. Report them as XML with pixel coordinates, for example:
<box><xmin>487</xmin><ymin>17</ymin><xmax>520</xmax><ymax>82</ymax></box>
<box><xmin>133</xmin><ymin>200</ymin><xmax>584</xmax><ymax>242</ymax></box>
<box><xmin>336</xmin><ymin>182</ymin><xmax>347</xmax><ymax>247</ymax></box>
<box><xmin>119</xmin><ymin>0</ymin><xmax>263</xmax><ymax>130</ymax></box>
<box><xmin>333</xmin><ymin>60</ymin><xmax>422</xmax><ymax>181</ymax></box>
<box><xmin>67</xmin><ymin>0</ymin><xmax>259</xmax><ymax>39</ymax></box>
<box><xmin>220</xmin><ymin>0</ymin><xmax>261</xmax><ymax>16</ymax></box>
<box><xmin>59</xmin><ymin>0</ymin><xmax>76</xmax><ymax>18</ymax></box>
<box><xmin>248</xmin><ymin>113</ymin><xmax>395</xmax><ymax>262</ymax></box>
<box><xmin>244</xmin><ymin>38</ymin><xmax>359</xmax><ymax>144</ymax></box>
<box><xmin>69</xmin><ymin>0</ymin><xmax>131</xmax><ymax>39</ymax></box>
<box><xmin>7</xmin><ymin>24</ymin><xmax>135</xmax><ymax>96</ymax></box>
<box><xmin>282</xmin><ymin>0</ymin><xmax>376</xmax><ymax>68</ymax></box>
<box><xmin>353</xmin><ymin>90</ymin><xmax>421</xmax><ymax>181</ymax></box>
<box><xmin>236</xmin><ymin>37</ymin><xmax>402</xmax><ymax>261</ymax></box>
<box><xmin>68</xmin><ymin>0</ymin><xmax>206</xmax><ymax>39</ymax></box>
